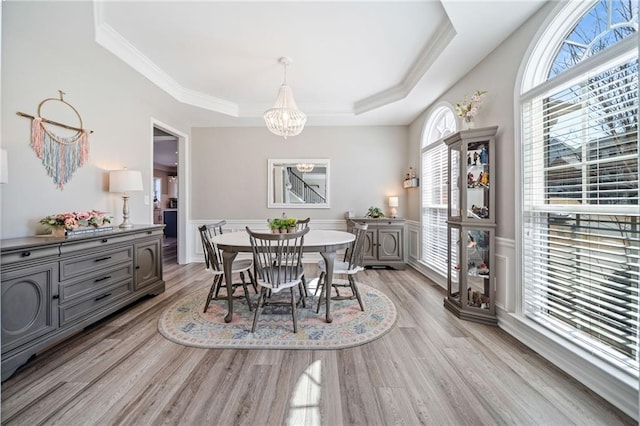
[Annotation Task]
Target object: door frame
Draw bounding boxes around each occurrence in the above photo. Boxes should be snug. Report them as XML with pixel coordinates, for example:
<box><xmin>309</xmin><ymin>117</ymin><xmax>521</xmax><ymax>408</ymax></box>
<box><xmin>150</xmin><ymin>118</ymin><xmax>190</xmax><ymax>264</ymax></box>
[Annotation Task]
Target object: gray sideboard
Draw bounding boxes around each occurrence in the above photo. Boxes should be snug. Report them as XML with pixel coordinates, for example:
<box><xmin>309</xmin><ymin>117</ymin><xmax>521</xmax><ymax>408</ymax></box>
<box><xmin>1</xmin><ymin>225</ymin><xmax>165</xmax><ymax>380</ymax></box>
<box><xmin>347</xmin><ymin>218</ymin><xmax>405</xmax><ymax>269</ymax></box>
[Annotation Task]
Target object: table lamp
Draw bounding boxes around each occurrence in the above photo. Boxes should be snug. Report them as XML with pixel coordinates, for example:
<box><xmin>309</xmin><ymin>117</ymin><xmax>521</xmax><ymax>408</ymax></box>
<box><xmin>109</xmin><ymin>167</ymin><xmax>143</xmax><ymax>228</ymax></box>
<box><xmin>388</xmin><ymin>196</ymin><xmax>399</xmax><ymax>218</ymax></box>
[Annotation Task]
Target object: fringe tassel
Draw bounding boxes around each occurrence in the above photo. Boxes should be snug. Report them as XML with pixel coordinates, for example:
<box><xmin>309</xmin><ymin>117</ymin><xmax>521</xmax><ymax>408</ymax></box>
<box><xmin>30</xmin><ymin>117</ymin><xmax>90</xmax><ymax>190</ymax></box>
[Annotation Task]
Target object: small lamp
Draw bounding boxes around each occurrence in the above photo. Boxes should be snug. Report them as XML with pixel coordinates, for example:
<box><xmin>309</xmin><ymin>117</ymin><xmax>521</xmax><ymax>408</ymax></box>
<box><xmin>0</xmin><ymin>149</ymin><xmax>8</xmax><ymax>184</ymax></box>
<box><xmin>109</xmin><ymin>167</ymin><xmax>143</xmax><ymax>228</ymax></box>
<box><xmin>388</xmin><ymin>196</ymin><xmax>399</xmax><ymax>218</ymax></box>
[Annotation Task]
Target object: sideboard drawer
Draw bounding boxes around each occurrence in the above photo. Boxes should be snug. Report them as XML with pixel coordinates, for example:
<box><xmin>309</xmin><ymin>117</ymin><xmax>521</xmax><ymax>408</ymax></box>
<box><xmin>58</xmin><ymin>233</ymin><xmax>137</xmax><ymax>255</ymax></box>
<box><xmin>59</xmin><ymin>280</ymin><xmax>133</xmax><ymax>326</ymax></box>
<box><xmin>59</xmin><ymin>247</ymin><xmax>133</xmax><ymax>281</ymax></box>
<box><xmin>1</xmin><ymin>246</ymin><xmax>59</xmax><ymax>266</ymax></box>
<box><xmin>59</xmin><ymin>264</ymin><xmax>133</xmax><ymax>304</ymax></box>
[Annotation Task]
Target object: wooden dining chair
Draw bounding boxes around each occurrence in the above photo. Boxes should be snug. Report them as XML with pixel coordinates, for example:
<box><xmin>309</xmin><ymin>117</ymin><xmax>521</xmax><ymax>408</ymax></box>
<box><xmin>198</xmin><ymin>221</ymin><xmax>256</xmax><ymax>313</ymax></box>
<box><xmin>295</xmin><ymin>217</ymin><xmax>311</xmax><ymax>231</ymax></box>
<box><xmin>246</xmin><ymin>226</ymin><xmax>309</xmax><ymax>333</ymax></box>
<box><xmin>315</xmin><ymin>221</ymin><xmax>368</xmax><ymax>313</ymax></box>
<box><xmin>295</xmin><ymin>217</ymin><xmax>311</xmax><ymax>295</ymax></box>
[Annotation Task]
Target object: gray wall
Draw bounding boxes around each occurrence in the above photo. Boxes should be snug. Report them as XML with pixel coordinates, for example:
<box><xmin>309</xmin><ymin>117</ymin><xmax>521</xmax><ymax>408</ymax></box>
<box><xmin>1</xmin><ymin>1</ymin><xmax>195</xmax><ymax>239</ymax></box>
<box><xmin>191</xmin><ymin>126</ymin><xmax>408</xmax><ymax>221</ymax></box>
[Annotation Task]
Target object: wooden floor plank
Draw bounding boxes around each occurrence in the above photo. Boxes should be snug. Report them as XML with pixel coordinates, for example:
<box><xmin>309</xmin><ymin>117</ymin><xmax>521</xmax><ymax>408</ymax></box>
<box><xmin>1</xmin><ymin>260</ymin><xmax>635</xmax><ymax>425</ymax></box>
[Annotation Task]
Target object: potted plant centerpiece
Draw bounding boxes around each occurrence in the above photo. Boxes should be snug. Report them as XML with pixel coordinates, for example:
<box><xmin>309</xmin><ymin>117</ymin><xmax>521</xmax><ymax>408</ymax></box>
<box><xmin>366</xmin><ymin>206</ymin><xmax>385</xmax><ymax>219</ymax></box>
<box><xmin>268</xmin><ymin>217</ymin><xmax>298</xmax><ymax>233</ymax></box>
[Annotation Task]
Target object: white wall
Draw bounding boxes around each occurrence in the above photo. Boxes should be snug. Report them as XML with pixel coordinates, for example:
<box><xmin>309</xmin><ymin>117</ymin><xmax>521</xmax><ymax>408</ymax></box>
<box><xmin>191</xmin><ymin>126</ymin><xmax>408</xmax><ymax>221</ymax></box>
<box><xmin>1</xmin><ymin>1</ymin><xmax>194</xmax><ymax>239</ymax></box>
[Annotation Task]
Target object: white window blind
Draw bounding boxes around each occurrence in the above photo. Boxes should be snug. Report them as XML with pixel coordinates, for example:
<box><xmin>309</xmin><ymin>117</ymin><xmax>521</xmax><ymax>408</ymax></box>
<box><xmin>421</xmin><ymin>142</ymin><xmax>449</xmax><ymax>276</ymax></box>
<box><xmin>522</xmin><ymin>51</ymin><xmax>639</xmax><ymax>370</ymax></box>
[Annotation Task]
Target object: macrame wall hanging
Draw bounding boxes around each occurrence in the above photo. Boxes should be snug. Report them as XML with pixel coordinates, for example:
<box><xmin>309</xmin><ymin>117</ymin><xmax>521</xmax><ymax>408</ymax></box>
<box><xmin>18</xmin><ymin>90</ymin><xmax>93</xmax><ymax>190</ymax></box>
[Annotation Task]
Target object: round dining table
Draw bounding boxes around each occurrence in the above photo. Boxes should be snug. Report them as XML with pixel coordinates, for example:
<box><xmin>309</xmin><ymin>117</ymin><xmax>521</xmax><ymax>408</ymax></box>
<box><xmin>211</xmin><ymin>229</ymin><xmax>355</xmax><ymax>323</ymax></box>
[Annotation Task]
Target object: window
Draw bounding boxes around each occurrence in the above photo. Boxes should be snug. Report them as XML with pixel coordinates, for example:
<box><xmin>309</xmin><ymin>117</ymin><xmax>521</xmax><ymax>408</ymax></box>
<box><xmin>521</xmin><ymin>0</ymin><xmax>638</xmax><ymax>372</ymax></box>
<box><xmin>421</xmin><ymin>106</ymin><xmax>457</xmax><ymax>277</ymax></box>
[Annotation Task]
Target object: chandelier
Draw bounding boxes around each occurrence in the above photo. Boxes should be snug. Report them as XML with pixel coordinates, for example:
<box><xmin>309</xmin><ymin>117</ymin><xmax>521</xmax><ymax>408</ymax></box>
<box><xmin>296</xmin><ymin>163</ymin><xmax>314</xmax><ymax>173</ymax></box>
<box><xmin>264</xmin><ymin>57</ymin><xmax>307</xmax><ymax>139</ymax></box>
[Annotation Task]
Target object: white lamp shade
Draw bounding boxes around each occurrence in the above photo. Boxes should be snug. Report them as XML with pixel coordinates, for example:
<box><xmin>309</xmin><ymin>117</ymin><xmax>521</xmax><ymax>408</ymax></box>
<box><xmin>388</xmin><ymin>196</ymin><xmax>399</xmax><ymax>207</ymax></box>
<box><xmin>0</xmin><ymin>149</ymin><xmax>8</xmax><ymax>184</ymax></box>
<box><xmin>109</xmin><ymin>169</ymin><xmax>143</xmax><ymax>193</ymax></box>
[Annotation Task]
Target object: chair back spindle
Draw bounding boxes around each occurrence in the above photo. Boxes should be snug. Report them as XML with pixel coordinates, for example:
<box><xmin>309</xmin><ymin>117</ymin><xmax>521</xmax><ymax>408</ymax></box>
<box><xmin>344</xmin><ymin>221</ymin><xmax>368</xmax><ymax>272</ymax></box>
<box><xmin>247</xmin><ymin>226</ymin><xmax>308</xmax><ymax>290</ymax></box>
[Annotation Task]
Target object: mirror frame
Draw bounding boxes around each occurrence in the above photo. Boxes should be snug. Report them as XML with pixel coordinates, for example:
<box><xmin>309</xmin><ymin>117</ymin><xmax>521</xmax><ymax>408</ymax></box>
<box><xmin>268</xmin><ymin>158</ymin><xmax>330</xmax><ymax>209</ymax></box>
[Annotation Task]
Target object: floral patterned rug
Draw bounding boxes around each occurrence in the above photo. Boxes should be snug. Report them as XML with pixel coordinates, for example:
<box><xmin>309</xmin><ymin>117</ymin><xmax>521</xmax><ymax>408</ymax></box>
<box><xmin>157</xmin><ymin>280</ymin><xmax>397</xmax><ymax>349</ymax></box>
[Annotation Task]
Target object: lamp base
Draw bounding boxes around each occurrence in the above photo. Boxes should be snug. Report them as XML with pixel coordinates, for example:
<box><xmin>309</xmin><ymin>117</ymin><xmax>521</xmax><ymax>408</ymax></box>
<box><xmin>119</xmin><ymin>194</ymin><xmax>134</xmax><ymax>229</ymax></box>
<box><xmin>390</xmin><ymin>207</ymin><xmax>398</xmax><ymax>218</ymax></box>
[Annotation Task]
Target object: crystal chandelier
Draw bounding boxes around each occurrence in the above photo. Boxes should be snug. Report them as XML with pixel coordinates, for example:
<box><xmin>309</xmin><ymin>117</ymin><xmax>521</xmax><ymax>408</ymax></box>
<box><xmin>296</xmin><ymin>163</ymin><xmax>314</xmax><ymax>173</ymax></box>
<box><xmin>264</xmin><ymin>57</ymin><xmax>307</xmax><ymax>139</ymax></box>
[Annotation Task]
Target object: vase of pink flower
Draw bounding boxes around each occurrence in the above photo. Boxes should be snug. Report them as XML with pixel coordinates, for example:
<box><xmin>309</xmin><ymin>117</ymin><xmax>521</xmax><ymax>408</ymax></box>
<box><xmin>40</xmin><ymin>210</ymin><xmax>111</xmax><ymax>236</ymax></box>
<box><xmin>454</xmin><ymin>90</ymin><xmax>487</xmax><ymax>129</ymax></box>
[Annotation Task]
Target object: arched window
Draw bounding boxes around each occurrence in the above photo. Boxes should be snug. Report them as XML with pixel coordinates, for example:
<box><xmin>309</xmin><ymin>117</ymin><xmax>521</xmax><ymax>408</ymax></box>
<box><xmin>421</xmin><ymin>105</ymin><xmax>456</xmax><ymax>277</ymax></box>
<box><xmin>520</xmin><ymin>0</ymin><xmax>638</xmax><ymax>372</ymax></box>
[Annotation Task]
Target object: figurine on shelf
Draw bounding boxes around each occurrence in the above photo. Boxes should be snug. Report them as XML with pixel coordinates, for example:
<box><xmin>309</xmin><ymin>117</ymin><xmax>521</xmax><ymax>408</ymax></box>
<box><xmin>477</xmin><ymin>262</ymin><xmax>490</xmax><ymax>276</ymax></box>
<box><xmin>473</xmin><ymin>151</ymin><xmax>479</xmax><ymax>165</ymax></box>
<box><xmin>467</xmin><ymin>153</ymin><xmax>472</xmax><ymax>166</ymax></box>
<box><xmin>409</xmin><ymin>166</ymin><xmax>416</xmax><ymax>179</ymax></box>
<box><xmin>471</xmin><ymin>204</ymin><xmax>490</xmax><ymax>219</ymax></box>
<box><xmin>477</xmin><ymin>172</ymin><xmax>484</xmax><ymax>187</ymax></box>
<box><xmin>480</xmin><ymin>145</ymin><xmax>488</xmax><ymax>164</ymax></box>
<box><xmin>467</xmin><ymin>172</ymin><xmax>474</xmax><ymax>187</ymax></box>
<box><xmin>480</xmin><ymin>171</ymin><xmax>489</xmax><ymax>187</ymax></box>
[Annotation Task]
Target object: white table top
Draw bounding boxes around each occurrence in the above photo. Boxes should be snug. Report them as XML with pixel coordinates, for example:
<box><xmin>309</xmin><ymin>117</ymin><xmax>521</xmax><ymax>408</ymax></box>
<box><xmin>212</xmin><ymin>229</ymin><xmax>354</xmax><ymax>252</ymax></box>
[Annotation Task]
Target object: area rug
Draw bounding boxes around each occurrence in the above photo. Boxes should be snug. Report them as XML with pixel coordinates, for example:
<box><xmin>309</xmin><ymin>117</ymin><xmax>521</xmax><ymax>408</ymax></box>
<box><xmin>158</xmin><ymin>280</ymin><xmax>397</xmax><ymax>350</ymax></box>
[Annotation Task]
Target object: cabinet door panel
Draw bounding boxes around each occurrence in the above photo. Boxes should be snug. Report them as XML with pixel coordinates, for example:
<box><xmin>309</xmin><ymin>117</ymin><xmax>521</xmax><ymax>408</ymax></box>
<box><xmin>378</xmin><ymin>228</ymin><xmax>403</xmax><ymax>261</ymax></box>
<box><xmin>1</xmin><ymin>263</ymin><xmax>58</xmax><ymax>353</ymax></box>
<box><xmin>135</xmin><ymin>239</ymin><xmax>162</xmax><ymax>290</ymax></box>
<box><xmin>362</xmin><ymin>229</ymin><xmax>377</xmax><ymax>261</ymax></box>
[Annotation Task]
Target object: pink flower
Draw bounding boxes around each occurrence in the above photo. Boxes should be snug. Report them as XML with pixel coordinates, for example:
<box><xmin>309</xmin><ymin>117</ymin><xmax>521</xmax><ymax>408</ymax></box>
<box><xmin>64</xmin><ymin>218</ymin><xmax>79</xmax><ymax>229</ymax></box>
<box><xmin>76</xmin><ymin>211</ymin><xmax>90</xmax><ymax>220</ymax></box>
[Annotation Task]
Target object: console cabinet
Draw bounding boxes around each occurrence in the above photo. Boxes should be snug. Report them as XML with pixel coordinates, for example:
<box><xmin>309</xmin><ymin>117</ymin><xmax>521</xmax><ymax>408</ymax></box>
<box><xmin>348</xmin><ymin>218</ymin><xmax>405</xmax><ymax>269</ymax></box>
<box><xmin>1</xmin><ymin>225</ymin><xmax>165</xmax><ymax>380</ymax></box>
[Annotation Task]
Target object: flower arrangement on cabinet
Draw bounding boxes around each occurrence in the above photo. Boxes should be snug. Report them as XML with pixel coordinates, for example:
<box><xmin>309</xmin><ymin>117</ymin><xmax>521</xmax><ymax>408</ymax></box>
<box><xmin>454</xmin><ymin>90</ymin><xmax>487</xmax><ymax>125</ymax></box>
<box><xmin>40</xmin><ymin>210</ymin><xmax>111</xmax><ymax>231</ymax></box>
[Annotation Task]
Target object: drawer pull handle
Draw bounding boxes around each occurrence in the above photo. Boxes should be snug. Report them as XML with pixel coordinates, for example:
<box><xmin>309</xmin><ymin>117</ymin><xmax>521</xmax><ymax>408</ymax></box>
<box><xmin>94</xmin><ymin>293</ymin><xmax>112</xmax><ymax>301</ymax></box>
<box><xmin>102</xmin><ymin>239</ymin><xmax>108</xmax><ymax>243</ymax></box>
<box><xmin>95</xmin><ymin>256</ymin><xmax>112</xmax><ymax>262</ymax></box>
<box><xmin>95</xmin><ymin>276</ymin><xmax>111</xmax><ymax>283</ymax></box>
<box><xmin>21</xmin><ymin>251</ymin><xmax>31</xmax><ymax>257</ymax></box>
<box><xmin>147</xmin><ymin>231</ymin><xmax>152</xmax><ymax>235</ymax></box>
<box><xmin>52</xmin><ymin>295</ymin><xmax>59</xmax><ymax>300</ymax></box>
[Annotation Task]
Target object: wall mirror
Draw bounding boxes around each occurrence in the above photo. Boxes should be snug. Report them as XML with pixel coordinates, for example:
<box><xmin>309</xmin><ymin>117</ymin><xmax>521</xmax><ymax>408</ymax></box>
<box><xmin>268</xmin><ymin>159</ymin><xmax>330</xmax><ymax>209</ymax></box>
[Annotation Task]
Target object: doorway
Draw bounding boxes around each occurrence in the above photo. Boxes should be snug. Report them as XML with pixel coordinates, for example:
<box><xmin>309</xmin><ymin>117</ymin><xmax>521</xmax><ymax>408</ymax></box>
<box><xmin>153</xmin><ymin>124</ymin><xmax>182</xmax><ymax>264</ymax></box>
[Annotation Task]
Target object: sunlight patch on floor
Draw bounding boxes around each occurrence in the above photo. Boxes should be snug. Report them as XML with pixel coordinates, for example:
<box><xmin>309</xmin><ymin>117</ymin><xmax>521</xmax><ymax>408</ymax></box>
<box><xmin>287</xmin><ymin>360</ymin><xmax>322</xmax><ymax>426</ymax></box>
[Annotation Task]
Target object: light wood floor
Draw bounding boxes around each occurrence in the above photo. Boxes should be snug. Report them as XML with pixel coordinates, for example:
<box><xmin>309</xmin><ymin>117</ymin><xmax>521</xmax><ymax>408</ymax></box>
<box><xmin>1</xmin><ymin>258</ymin><xmax>635</xmax><ymax>425</ymax></box>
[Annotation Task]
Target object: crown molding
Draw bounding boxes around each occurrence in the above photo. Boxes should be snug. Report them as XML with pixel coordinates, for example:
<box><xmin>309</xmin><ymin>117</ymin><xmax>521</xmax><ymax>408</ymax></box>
<box><xmin>93</xmin><ymin>3</ymin><xmax>238</xmax><ymax>117</ymax></box>
<box><xmin>354</xmin><ymin>18</ymin><xmax>456</xmax><ymax>115</ymax></box>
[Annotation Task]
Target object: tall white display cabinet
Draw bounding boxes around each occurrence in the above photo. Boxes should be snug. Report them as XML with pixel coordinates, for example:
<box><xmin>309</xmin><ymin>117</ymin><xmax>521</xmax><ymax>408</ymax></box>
<box><xmin>443</xmin><ymin>126</ymin><xmax>498</xmax><ymax>325</ymax></box>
